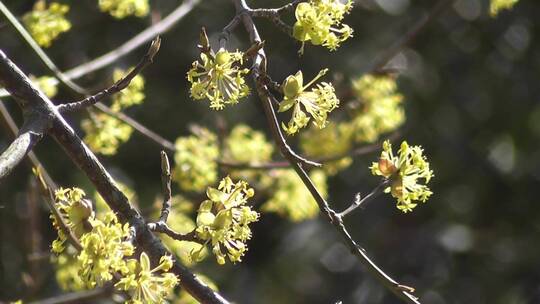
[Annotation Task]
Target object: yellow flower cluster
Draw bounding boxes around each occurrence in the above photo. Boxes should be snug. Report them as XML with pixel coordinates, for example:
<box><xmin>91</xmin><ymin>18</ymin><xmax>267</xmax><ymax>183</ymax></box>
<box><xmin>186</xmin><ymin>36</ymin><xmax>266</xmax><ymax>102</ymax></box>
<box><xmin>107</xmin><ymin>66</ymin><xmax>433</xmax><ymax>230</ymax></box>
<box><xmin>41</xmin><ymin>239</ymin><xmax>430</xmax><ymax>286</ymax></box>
<box><xmin>300</xmin><ymin>122</ymin><xmax>354</xmax><ymax>175</ymax></box>
<box><xmin>77</xmin><ymin>212</ymin><xmax>134</xmax><ymax>287</ymax></box>
<box><xmin>23</xmin><ymin>1</ymin><xmax>71</xmax><ymax>47</ymax></box>
<box><xmin>98</xmin><ymin>0</ymin><xmax>149</xmax><ymax>19</ymax></box>
<box><xmin>111</xmin><ymin>68</ymin><xmax>146</xmax><ymax>111</ymax></box>
<box><xmin>173</xmin><ymin>127</ymin><xmax>219</xmax><ymax>192</ymax></box>
<box><xmin>192</xmin><ymin>176</ymin><xmax>259</xmax><ymax>264</ymax></box>
<box><xmin>490</xmin><ymin>0</ymin><xmax>519</xmax><ymax>16</ymax></box>
<box><xmin>293</xmin><ymin>0</ymin><xmax>354</xmax><ymax>51</ymax></box>
<box><xmin>50</xmin><ymin>187</ymin><xmax>178</xmax><ymax>302</ymax></box>
<box><xmin>370</xmin><ymin>140</ymin><xmax>434</xmax><ymax>212</ymax></box>
<box><xmin>187</xmin><ymin>49</ymin><xmax>250</xmax><ymax>110</ymax></box>
<box><xmin>351</xmin><ymin>74</ymin><xmax>405</xmax><ymax>143</ymax></box>
<box><xmin>262</xmin><ymin>169</ymin><xmax>327</xmax><ymax>222</ymax></box>
<box><xmin>115</xmin><ymin>252</ymin><xmax>179</xmax><ymax>304</ymax></box>
<box><xmin>279</xmin><ymin>69</ymin><xmax>340</xmax><ymax>135</ymax></box>
<box><xmin>81</xmin><ymin>112</ymin><xmax>133</xmax><ymax>155</ymax></box>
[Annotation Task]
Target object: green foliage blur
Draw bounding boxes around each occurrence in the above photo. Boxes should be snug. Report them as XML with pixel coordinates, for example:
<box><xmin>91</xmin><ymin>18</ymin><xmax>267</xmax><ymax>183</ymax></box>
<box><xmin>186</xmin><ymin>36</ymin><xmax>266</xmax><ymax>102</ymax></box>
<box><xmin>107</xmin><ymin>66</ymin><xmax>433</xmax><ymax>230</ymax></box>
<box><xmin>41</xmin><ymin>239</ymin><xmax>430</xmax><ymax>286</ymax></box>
<box><xmin>0</xmin><ymin>0</ymin><xmax>539</xmax><ymax>303</ymax></box>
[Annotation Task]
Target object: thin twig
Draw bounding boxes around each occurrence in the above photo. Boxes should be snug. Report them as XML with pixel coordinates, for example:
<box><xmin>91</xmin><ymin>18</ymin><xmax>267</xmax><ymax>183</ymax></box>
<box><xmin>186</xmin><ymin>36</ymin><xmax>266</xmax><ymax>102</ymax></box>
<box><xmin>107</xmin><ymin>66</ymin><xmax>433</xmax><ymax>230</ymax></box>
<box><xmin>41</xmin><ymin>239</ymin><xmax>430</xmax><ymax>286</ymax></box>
<box><xmin>93</xmin><ymin>102</ymin><xmax>177</xmax><ymax>152</ymax></box>
<box><xmin>148</xmin><ymin>222</ymin><xmax>202</xmax><ymax>243</ymax></box>
<box><xmin>234</xmin><ymin>1</ymin><xmax>420</xmax><ymax>302</ymax></box>
<box><xmin>58</xmin><ymin>37</ymin><xmax>161</xmax><ymax>113</ymax></box>
<box><xmin>338</xmin><ymin>179</ymin><xmax>391</xmax><ymax>218</ymax></box>
<box><xmin>0</xmin><ymin>0</ymin><xmax>201</xmax><ymax>98</ymax></box>
<box><xmin>159</xmin><ymin>151</ymin><xmax>172</xmax><ymax>223</ymax></box>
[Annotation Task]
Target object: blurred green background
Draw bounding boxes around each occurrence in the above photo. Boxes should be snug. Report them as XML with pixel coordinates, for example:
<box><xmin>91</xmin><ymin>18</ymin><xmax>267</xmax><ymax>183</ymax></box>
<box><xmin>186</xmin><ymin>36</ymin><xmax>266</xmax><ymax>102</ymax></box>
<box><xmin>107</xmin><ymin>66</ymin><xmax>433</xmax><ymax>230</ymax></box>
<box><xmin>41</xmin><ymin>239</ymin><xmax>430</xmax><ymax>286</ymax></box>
<box><xmin>1</xmin><ymin>0</ymin><xmax>539</xmax><ymax>303</ymax></box>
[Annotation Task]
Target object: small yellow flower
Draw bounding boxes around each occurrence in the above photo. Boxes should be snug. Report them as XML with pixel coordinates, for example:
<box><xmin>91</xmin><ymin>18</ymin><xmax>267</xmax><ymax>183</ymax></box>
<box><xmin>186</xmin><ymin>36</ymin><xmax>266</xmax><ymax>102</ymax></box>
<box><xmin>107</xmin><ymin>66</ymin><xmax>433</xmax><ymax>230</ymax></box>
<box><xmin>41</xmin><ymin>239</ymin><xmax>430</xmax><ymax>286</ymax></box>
<box><xmin>23</xmin><ymin>1</ymin><xmax>71</xmax><ymax>47</ymax></box>
<box><xmin>98</xmin><ymin>0</ymin><xmax>149</xmax><ymax>19</ymax></box>
<box><xmin>115</xmin><ymin>252</ymin><xmax>179</xmax><ymax>304</ymax></box>
<box><xmin>77</xmin><ymin>212</ymin><xmax>134</xmax><ymax>287</ymax></box>
<box><xmin>279</xmin><ymin>69</ymin><xmax>340</xmax><ymax>135</ymax></box>
<box><xmin>293</xmin><ymin>0</ymin><xmax>354</xmax><ymax>51</ymax></box>
<box><xmin>187</xmin><ymin>49</ymin><xmax>250</xmax><ymax>110</ymax></box>
<box><xmin>191</xmin><ymin>177</ymin><xmax>259</xmax><ymax>265</ymax></box>
<box><xmin>370</xmin><ymin>140</ymin><xmax>434</xmax><ymax>212</ymax></box>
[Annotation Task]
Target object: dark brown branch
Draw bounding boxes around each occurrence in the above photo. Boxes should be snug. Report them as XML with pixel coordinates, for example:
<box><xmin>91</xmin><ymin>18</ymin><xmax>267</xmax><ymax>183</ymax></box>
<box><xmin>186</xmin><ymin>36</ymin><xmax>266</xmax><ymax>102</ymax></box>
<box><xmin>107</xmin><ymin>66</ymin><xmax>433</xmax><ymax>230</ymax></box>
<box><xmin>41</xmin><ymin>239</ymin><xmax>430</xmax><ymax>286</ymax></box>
<box><xmin>233</xmin><ymin>1</ymin><xmax>420</xmax><ymax>302</ymax></box>
<box><xmin>58</xmin><ymin>37</ymin><xmax>161</xmax><ymax>113</ymax></box>
<box><xmin>0</xmin><ymin>50</ymin><xmax>229</xmax><ymax>304</ymax></box>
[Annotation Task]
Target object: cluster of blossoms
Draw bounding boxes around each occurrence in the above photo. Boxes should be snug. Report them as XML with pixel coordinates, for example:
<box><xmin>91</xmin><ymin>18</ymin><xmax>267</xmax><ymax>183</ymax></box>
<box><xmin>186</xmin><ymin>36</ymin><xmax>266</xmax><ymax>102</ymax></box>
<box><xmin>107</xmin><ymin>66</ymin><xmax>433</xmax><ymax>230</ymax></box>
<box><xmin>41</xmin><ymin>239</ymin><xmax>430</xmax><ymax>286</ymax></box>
<box><xmin>115</xmin><ymin>252</ymin><xmax>179</xmax><ymax>304</ymax></box>
<box><xmin>293</xmin><ymin>0</ymin><xmax>354</xmax><ymax>51</ymax></box>
<box><xmin>489</xmin><ymin>0</ymin><xmax>519</xmax><ymax>16</ymax></box>
<box><xmin>23</xmin><ymin>1</ymin><xmax>71</xmax><ymax>47</ymax></box>
<box><xmin>187</xmin><ymin>48</ymin><xmax>250</xmax><ymax>110</ymax></box>
<box><xmin>300</xmin><ymin>122</ymin><xmax>354</xmax><ymax>175</ymax></box>
<box><xmin>351</xmin><ymin>74</ymin><xmax>405</xmax><ymax>143</ymax></box>
<box><xmin>173</xmin><ymin>127</ymin><xmax>219</xmax><ymax>192</ymax></box>
<box><xmin>262</xmin><ymin>169</ymin><xmax>327</xmax><ymax>222</ymax></box>
<box><xmin>111</xmin><ymin>68</ymin><xmax>146</xmax><ymax>111</ymax></box>
<box><xmin>50</xmin><ymin>188</ymin><xmax>179</xmax><ymax>302</ymax></box>
<box><xmin>77</xmin><ymin>212</ymin><xmax>135</xmax><ymax>287</ymax></box>
<box><xmin>279</xmin><ymin>69</ymin><xmax>340</xmax><ymax>135</ymax></box>
<box><xmin>98</xmin><ymin>0</ymin><xmax>149</xmax><ymax>19</ymax></box>
<box><xmin>370</xmin><ymin>140</ymin><xmax>433</xmax><ymax>212</ymax></box>
<box><xmin>191</xmin><ymin>176</ymin><xmax>259</xmax><ymax>264</ymax></box>
<box><xmin>81</xmin><ymin>112</ymin><xmax>133</xmax><ymax>155</ymax></box>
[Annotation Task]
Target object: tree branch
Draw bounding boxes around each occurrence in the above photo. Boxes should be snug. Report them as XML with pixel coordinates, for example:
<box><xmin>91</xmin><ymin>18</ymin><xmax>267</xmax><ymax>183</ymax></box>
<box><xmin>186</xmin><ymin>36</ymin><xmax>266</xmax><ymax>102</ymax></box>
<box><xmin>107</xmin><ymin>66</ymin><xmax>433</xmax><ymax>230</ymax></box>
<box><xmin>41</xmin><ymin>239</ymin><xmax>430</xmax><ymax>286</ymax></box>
<box><xmin>233</xmin><ymin>1</ymin><xmax>420</xmax><ymax>302</ymax></box>
<box><xmin>159</xmin><ymin>151</ymin><xmax>172</xmax><ymax>223</ymax></box>
<box><xmin>0</xmin><ymin>49</ymin><xmax>229</xmax><ymax>304</ymax></box>
<box><xmin>58</xmin><ymin>37</ymin><xmax>161</xmax><ymax>113</ymax></box>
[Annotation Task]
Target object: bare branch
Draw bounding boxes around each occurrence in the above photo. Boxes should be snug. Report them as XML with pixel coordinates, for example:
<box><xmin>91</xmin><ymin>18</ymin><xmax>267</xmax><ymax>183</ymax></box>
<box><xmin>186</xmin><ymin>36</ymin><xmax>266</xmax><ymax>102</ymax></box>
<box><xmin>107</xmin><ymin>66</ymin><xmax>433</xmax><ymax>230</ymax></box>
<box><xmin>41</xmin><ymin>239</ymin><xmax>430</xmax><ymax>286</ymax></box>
<box><xmin>0</xmin><ymin>49</ymin><xmax>229</xmax><ymax>304</ymax></box>
<box><xmin>338</xmin><ymin>179</ymin><xmax>391</xmax><ymax>218</ymax></box>
<box><xmin>159</xmin><ymin>151</ymin><xmax>173</xmax><ymax>223</ymax></box>
<box><xmin>93</xmin><ymin>102</ymin><xmax>177</xmax><ymax>152</ymax></box>
<box><xmin>58</xmin><ymin>37</ymin><xmax>161</xmax><ymax>113</ymax></box>
<box><xmin>0</xmin><ymin>0</ymin><xmax>200</xmax><ymax>97</ymax></box>
<box><xmin>148</xmin><ymin>222</ymin><xmax>202</xmax><ymax>243</ymax></box>
<box><xmin>0</xmin><ymin>123</ymin><xmax>44</xmax><ymax>180</ymax></box>
<box><xmin>233</xmin><ymin>1</ymin><xmax>420</xmax><ymax>302</ymax></box>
